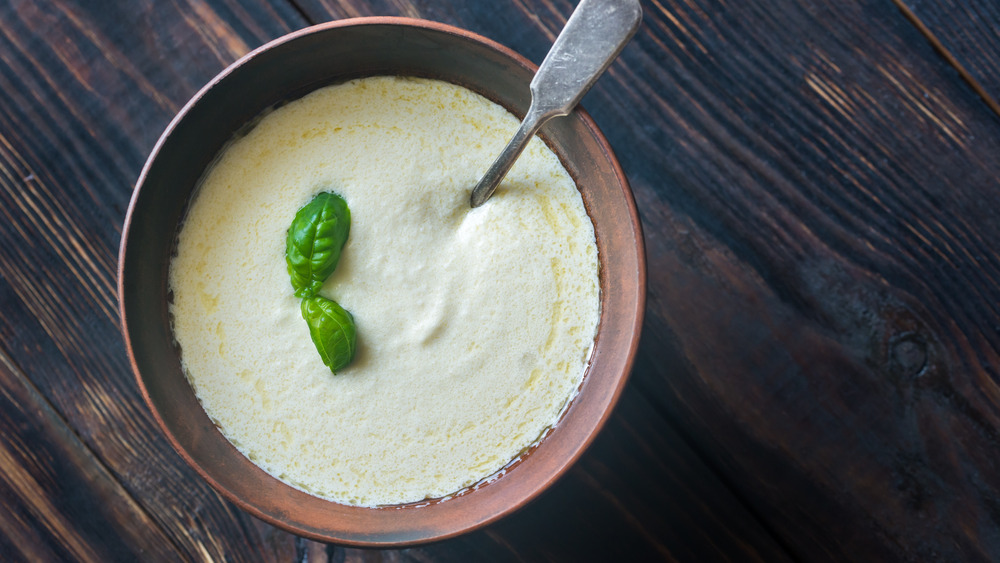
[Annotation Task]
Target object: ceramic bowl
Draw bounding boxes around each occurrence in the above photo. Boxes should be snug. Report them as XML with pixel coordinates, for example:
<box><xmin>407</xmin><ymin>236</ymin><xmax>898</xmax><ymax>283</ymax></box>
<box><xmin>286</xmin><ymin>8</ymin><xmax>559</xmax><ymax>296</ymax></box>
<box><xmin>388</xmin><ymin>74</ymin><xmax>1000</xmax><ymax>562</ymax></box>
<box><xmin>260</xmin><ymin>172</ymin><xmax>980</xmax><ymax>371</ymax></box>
<box><xmin>119</xmin><ymin>17</ymin><xmax>645</xmax><ymax>546</ymax></box>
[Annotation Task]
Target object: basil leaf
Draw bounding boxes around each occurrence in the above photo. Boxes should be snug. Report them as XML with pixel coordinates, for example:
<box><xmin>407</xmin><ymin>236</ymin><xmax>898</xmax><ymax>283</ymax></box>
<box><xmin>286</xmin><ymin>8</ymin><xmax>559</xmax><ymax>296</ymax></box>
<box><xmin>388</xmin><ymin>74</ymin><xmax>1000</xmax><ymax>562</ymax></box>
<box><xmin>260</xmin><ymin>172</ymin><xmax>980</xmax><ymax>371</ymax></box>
<box><xmin>286</xmin><ymin>192</ymin><xmax>351</xmax><ymax>298</ymax></box>
<box><xmin>301</xmin><ymin>296</ymin><xmax>357</xmax><ymax>374</ymax></box>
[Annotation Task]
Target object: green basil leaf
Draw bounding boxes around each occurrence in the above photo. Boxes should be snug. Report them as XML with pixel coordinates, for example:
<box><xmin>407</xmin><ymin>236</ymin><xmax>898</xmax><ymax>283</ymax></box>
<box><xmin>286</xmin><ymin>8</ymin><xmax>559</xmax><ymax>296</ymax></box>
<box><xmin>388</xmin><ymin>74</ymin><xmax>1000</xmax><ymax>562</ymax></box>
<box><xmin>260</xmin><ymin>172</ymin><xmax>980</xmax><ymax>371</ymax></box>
<box><xmin>301</xmin><ymin>295</ymin><xmax>357</xmax><ymax>374</ymax></box>
<box><xmin>285</xmin><ymin>192</ymin><xmax>351</xmax><ymax>298</ymax></box>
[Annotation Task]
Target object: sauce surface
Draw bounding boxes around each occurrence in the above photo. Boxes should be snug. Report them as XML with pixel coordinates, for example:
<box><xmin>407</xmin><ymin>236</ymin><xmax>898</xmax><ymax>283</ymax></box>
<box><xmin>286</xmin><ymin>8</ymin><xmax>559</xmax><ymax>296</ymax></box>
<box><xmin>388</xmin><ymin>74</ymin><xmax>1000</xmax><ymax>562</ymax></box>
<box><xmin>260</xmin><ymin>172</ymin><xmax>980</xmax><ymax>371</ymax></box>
<box><xmin>169</xmin><ymin>76</ymin><xmax>600</xmax><ymax>506</ymax></box>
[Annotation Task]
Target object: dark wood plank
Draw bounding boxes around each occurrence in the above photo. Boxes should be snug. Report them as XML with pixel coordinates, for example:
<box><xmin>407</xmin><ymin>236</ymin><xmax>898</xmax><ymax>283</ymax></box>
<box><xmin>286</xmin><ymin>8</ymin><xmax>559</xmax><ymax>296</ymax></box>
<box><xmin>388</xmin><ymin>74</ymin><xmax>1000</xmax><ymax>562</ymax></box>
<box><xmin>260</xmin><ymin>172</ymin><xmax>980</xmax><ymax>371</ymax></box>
<box><xmin>896</xmin><ymin>0</ymin><xmax>1000</xmax><ymax>115</ymax></box>
<box><xmin>571</xmin><ymin>0</ymin><xmax>1000</xmax><ymax>560</ymax></box>
<box><xmin>0</xmin><ymin>352</ymin><xmax>180</xmax><ymax>562</ymax></box>
<box><xmin>0</xmin><ymin>0</ymin><xmax>308</xmax><ymax>559</ymax></box>
<box><xmin>292</xmin><ymin>0</ymin><xmax>570</xmax><ymax>64</ymax></box>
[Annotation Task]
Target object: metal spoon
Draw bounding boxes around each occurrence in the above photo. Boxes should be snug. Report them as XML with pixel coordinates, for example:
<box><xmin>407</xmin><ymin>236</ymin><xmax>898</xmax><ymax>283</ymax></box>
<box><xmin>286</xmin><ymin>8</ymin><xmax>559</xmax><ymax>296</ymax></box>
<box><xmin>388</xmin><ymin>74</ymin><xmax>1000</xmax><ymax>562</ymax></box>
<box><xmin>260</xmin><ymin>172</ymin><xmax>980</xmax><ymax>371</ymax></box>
<box><xmin>469</xmin><ymin>0</ymin><xmax>642</xmax><ymax>208</ymax></box>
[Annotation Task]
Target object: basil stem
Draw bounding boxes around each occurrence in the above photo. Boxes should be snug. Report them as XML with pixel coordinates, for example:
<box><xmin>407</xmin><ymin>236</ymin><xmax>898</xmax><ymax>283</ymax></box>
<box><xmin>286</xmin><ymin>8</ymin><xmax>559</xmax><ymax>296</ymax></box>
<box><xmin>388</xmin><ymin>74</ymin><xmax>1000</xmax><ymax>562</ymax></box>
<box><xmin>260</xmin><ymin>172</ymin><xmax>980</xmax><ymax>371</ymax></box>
<box><xmin>285</xmin><ymin>192</ymin><xmax>351</xmax><ymax>298</ymax></box>
<box><xmin>301</xmin><ymin>295</ymin><xmax>357</xmax><ymax>374</ymax></box>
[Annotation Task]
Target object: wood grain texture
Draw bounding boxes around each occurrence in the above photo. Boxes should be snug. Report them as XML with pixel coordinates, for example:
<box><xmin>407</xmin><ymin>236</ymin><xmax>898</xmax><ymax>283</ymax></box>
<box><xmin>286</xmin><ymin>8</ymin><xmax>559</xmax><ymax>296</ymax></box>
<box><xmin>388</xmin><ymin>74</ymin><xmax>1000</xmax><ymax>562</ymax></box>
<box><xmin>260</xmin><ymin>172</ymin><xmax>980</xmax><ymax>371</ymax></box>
<box><xmin>0</xmin><ymin>0</ymin><xmax>306</xmax><ymax>560</ymax></box>
<box><xmin>581</xmin><ymin>0</ymin><xmax>1000</xmax><ymax>560</ymax></box>
<box><xmin>0</xmin><ymin>352</ymin><xmax>180</xmax><ymax>562</ymax></box>
<box><xmin>897</xmin><ymin>0</ymin><xmax>1000</xmax><ymax>115</ymax></box>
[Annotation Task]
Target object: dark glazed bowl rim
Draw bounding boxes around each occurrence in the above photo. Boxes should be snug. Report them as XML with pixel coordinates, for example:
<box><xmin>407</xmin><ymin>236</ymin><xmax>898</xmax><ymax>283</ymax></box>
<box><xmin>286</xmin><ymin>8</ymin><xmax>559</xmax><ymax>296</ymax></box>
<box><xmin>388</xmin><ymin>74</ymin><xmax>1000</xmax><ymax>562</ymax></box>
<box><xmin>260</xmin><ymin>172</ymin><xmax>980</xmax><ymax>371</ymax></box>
<box><xmin>119</xmin><ymin>17</ymin><xmax>646</xmax><ymax>547</ymax></box>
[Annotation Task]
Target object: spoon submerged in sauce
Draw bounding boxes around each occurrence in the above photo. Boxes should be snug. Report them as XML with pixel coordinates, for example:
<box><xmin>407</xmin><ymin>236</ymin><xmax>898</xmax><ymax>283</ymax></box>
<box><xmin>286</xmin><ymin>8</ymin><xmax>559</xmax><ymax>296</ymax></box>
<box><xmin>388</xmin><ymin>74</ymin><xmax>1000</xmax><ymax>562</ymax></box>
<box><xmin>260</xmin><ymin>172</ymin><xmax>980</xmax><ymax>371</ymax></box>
<box><xmin>469</xmin><ymin>0</ymin><xmax>642</xmax><ymax>208</ymax></box>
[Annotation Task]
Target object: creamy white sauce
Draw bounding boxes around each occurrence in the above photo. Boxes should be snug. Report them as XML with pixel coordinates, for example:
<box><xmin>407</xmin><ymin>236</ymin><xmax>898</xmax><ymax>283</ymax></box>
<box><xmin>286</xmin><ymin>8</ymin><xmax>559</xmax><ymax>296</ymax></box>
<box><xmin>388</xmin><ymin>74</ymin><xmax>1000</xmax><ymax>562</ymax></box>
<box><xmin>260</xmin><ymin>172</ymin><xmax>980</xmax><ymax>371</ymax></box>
<box><xmin>169</xmin><ymin>76</ymin><xmax>600</xmax><ymax>506</ymax></box>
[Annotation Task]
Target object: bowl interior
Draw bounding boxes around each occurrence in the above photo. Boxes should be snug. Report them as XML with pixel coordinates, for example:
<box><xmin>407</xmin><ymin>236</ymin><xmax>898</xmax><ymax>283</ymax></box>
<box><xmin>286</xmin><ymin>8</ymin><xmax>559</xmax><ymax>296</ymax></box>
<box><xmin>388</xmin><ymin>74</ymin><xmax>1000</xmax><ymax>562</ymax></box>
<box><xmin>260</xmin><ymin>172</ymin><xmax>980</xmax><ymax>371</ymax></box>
<box><xmin>119</xmin><ymin>18</ymin><xmax>645</xmax><ymax>546</ymax></box>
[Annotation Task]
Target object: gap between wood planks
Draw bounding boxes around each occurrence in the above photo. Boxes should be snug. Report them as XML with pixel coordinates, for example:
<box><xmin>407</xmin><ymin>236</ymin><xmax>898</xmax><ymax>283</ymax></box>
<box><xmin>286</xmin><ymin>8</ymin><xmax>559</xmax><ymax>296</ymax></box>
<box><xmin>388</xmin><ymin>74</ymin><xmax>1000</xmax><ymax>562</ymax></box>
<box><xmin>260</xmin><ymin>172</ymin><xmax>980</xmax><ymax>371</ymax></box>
<box><xmin>286</xmin><ymin>0</ymin><xmax>315</xmax><ymax>26</ymax></box>
<box><xmin>891</xmin><ymin>0</ymin><xmax>1000</xmax><ymax>119</ymax></box>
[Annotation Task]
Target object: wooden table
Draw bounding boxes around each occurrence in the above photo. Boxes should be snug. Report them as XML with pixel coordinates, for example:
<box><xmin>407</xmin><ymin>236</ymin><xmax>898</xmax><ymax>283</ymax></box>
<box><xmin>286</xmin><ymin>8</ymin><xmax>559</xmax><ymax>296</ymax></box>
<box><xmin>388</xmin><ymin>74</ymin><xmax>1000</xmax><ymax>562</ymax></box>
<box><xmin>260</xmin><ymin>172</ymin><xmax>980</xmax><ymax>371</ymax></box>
<box><xmin>2</xmin><ymin>0</ymin><xmax>999</xmax><ymax>560</ymax></box>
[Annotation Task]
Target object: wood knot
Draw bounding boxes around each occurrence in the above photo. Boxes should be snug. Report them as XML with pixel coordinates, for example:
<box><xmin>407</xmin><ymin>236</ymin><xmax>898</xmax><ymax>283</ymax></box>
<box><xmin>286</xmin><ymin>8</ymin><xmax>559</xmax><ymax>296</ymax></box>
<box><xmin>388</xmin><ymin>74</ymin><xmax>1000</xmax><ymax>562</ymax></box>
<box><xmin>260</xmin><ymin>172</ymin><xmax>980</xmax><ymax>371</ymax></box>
<box><xmin>890</xmin><ymin>335</ymin><xmax>927</xmax><ymax>379</ymax></box>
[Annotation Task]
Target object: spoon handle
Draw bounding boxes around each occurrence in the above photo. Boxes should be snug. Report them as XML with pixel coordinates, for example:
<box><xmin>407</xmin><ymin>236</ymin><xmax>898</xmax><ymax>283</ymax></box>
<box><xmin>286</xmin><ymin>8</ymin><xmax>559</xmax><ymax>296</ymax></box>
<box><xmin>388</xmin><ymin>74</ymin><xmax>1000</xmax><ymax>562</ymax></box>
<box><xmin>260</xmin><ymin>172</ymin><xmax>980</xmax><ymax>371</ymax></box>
<box><xmin>470</xmin><ymin>0</ymin><xmax>642</xmax><ymax>208</ymax></box>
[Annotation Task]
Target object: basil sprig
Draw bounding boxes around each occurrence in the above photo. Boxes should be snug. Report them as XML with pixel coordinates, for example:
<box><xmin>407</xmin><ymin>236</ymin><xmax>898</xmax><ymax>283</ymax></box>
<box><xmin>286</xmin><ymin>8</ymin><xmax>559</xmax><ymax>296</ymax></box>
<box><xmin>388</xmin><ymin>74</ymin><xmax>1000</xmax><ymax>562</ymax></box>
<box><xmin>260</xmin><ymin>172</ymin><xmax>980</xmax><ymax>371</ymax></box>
<box><xmin>301</xmin><ymin>296</ymin><xmax>357</xmax><ymax>374</ymax></box>
<box><xmin>286</xmin><ymin>191</ymin><xmax>357</xmax><ymax>374</ymax></box>
<box><xmin>286</xmin><ymin>192</ymin><xmax>351</xmax><ymax>299</ymax></box>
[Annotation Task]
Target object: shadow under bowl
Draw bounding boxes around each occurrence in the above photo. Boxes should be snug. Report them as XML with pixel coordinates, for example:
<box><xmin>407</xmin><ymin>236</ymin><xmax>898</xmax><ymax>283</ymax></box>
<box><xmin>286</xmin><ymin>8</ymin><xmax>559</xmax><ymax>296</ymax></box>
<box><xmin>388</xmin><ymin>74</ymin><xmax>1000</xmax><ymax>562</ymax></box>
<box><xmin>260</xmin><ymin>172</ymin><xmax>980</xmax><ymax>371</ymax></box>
<box><xmin>118</xmin><ymin>17</ymin><xmax>646</xmax><ymax>547</ymax></box>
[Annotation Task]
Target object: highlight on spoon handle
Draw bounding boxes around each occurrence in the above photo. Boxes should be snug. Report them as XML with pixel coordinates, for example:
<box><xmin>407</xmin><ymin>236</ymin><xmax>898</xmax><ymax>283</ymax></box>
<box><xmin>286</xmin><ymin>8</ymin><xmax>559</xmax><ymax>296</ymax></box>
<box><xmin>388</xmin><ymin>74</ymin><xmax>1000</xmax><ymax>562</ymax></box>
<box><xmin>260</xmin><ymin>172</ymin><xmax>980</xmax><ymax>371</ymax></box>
<box><xmin>531</xmin><ymin>0</ymin><xmax>643</xmax><ymax>116</ymax></box>
<box><xmin>470</xmin><ymin>105</ymin><xmax>546</xmax><ymax>208</ymax></box>
<box><xmin>469</xmin><ymin>0</ymin><xmax>642</xmax><ymax>208</ymax></box>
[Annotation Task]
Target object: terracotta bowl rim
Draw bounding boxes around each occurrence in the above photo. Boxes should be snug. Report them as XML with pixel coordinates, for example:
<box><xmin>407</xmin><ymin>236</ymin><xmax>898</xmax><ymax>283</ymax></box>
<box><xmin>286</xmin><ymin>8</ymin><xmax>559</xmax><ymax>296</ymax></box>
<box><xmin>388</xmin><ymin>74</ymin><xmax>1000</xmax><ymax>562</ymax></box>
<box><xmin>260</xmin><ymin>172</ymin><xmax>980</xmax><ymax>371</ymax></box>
<box><xmin>118</xmin><ymin>16</ymin><xmax>647</xmax><ymax>546</ymax></box>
